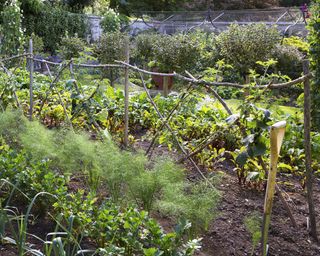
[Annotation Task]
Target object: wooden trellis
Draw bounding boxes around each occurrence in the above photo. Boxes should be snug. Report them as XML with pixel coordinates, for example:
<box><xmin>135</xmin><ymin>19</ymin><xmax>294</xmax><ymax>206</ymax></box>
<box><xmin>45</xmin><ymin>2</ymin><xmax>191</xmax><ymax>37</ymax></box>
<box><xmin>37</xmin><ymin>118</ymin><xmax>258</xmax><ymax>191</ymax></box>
<box><xmin>0</xmin><ymin>40</ymin><xmax>317</xmax><ymax>247</ymax></box>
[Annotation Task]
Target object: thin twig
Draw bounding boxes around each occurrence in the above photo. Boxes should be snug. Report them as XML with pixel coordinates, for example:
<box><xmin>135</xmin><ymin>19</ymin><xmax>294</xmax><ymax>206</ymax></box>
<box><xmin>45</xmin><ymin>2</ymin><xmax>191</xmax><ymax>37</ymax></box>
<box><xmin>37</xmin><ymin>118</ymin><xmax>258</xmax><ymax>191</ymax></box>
<box><xmin>38</xmin><ymin>61</ymin><xmax>72</xmax><ymax>115</ymax></box>
<box><xmin>185</xmin><ymin>70</ymin><xmax>233</xmax><ymax>115</ymax></box>
<box><xmin>146</xmin><ymin>83</ymin><xmax>194</xmax><ymax>156</ymax></box>
<box><xmin>45</xmin><ymin>63</ymin><xmax>73</xmax><ymax>130</ymax></box>
<box><xmin>137</xmin><ymin>67</ymin><xmax>212</xmax><ymax>186</ymax></box>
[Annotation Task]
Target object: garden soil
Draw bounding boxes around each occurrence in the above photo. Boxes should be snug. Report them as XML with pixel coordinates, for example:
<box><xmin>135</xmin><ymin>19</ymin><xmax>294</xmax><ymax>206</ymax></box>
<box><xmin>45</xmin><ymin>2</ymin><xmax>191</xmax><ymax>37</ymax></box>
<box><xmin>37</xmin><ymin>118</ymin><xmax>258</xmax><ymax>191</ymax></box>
<box><xmin>138</xmin><ymin>141</ymin><xmax>320</xmax><ymax>256</ymax></box>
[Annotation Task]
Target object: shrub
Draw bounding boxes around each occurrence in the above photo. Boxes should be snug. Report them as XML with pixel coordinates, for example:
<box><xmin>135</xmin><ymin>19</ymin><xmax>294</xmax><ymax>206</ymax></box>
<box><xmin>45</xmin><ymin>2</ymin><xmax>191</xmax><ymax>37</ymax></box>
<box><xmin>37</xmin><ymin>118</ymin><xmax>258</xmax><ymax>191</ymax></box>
<box><xmin>94</xmin><ymin>31</ymin><xmax>129</xmax><ymax>63</ymax></box>
<box><xmin>151</xmin><ymin>33</ymin><xmax>201</xmax><ymax>73</ymax></box>
<box><xmin>25</xmin><ymin>33</ymin><xmax>44</xmax><ymax>55</ymax></box>
<box><xmin>24</xmin><ymin>5</ymin><xmax>88</xmax><ymax>53</ymax></box>
<box><xmin>272</xmin><ymin>44</ymin><xmax>303</xmax><ymax>78</ymax></box>
<box><xmin>133</xmin><ymin>32</ymin><xmax>160</xmax><ymax>66</ymax></box>
<box><xmin>283</xmin><ymin>36</ymin><xmax>309</xmax><ymax>54</ymax></box>
<box><xmin>57</xmin><ymin>34</ymin><xmax>87</xmax><ymax>59</ymax></box>
<box><xmin>215</xmin><ymin>24</ymin><xmax>280</xmax><ymax>78</ymax></box>
<box><xmin>94</xmin><ymin>31</ymin><xmax>129</xmax><ymax>84</ymax></box>
<box><xmin>0</xmin><ymin>0</ymin><xmax>24</xmax><ymax>56</ymax></box>
<box><xmin>100</xmin><ymin>9</ymin><xmax>124</xmax><ymax>33</ymax></box>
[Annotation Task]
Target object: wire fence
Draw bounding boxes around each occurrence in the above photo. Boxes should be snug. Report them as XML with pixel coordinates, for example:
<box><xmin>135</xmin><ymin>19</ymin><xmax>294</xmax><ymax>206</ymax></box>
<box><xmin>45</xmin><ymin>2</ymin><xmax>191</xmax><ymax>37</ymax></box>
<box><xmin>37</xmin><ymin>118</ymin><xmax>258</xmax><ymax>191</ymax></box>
<box><xmin>128</xmin><ymin>7</ymin><xmax>307</xmax><ymax>36</ymax></box>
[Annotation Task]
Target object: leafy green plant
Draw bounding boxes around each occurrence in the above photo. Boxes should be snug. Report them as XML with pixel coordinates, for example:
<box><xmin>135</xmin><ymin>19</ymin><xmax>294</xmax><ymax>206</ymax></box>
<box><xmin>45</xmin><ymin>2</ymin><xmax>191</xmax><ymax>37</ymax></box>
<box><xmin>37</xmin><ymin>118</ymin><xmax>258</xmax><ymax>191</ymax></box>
<box><xmin>150</xmin><ymin>33</ymin><xmax>201</xmax><ymax>73</ymax></box>
<box><xmin>57</xmin><ymin>34</ymin><xmax>88</xmax><ymax>60</ymax></box>
<box><xmin>25</xmin><ymin>5</ymin><xmax>88</xmax><ymax>53</ymax></box>
<box><xmin>158</xmin><ymin>179</ymin><xmax>220</xmax><ymax>236</ymax></box>
<box><xmin>272</xmin><ymin>44</ymin><xmax>303</xmax><ymax>79</ymax></box>
<box><xmin>0</xmin><ymin>0</ymin><xmax>24</xmax><ymax>57</ymax></box>
<box><xmin>100</xmin><ymin>9</ymin><xmax>122</xmax><ymax>32</ymax></box>
<box><xmin>244</xmin><ymin>212</ymin><xmax>262</xmax><ymax>256</ymax></box>
<box><xmin>54</xmin><ymin>192</ymin><xmax>202</xmax><ymax>256</ymax></box>
<box><xmin>216</xmin><ymin>24</ymin><xmax>280</xmax><ymax>78</ymax></box>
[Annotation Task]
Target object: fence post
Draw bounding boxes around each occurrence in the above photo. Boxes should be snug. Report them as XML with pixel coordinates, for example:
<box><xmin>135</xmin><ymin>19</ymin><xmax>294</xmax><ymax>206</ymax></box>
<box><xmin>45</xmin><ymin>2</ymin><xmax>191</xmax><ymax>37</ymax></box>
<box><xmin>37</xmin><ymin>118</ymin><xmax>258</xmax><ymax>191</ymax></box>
<box><xmin>124</xmin><ymin>39</ymin><xmax>130</xmax><ymax>147</ymax></box>
<box><xmin>29</xmin><ymin>39</ymin><xmax>34</xmax><ymax>121</ymax></box>
<box><xmin>261</xmin><ymin>121</ymin><xmax>286</xmax><ymax>256</ymax></box>
<box><xmin>303</xmin><ymin>59</ymin><xmax>318</xmax><ymax>242</ymax></box>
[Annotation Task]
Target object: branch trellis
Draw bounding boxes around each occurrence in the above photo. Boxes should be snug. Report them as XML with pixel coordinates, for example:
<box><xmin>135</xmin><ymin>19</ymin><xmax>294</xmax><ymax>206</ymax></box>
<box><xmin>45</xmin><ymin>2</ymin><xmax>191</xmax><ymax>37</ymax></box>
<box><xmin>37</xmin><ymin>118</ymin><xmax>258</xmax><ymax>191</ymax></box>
<box><xmin>0</xmin><ymin>44</ymin><xmax>317</xmax><ymax>241</ymax></box>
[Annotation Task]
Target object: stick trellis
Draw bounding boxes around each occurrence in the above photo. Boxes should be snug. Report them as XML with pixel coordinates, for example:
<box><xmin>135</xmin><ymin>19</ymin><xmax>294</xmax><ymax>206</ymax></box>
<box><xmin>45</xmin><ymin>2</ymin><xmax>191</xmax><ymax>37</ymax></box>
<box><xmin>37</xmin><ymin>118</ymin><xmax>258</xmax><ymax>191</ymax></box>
<box><xmin>0</xmin><ymin>48</ymin><xmax>317</xmax><ymax>246</ymax></box>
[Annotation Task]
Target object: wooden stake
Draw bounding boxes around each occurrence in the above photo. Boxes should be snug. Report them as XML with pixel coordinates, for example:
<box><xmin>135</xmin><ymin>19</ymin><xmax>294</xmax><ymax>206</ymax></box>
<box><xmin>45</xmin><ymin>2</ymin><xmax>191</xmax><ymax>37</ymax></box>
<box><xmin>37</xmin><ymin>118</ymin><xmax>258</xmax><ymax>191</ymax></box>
<box><xmin>261</xmin><ymin>121</ymin><xmax>286</xmax><ymax>256</ymax></box>
<box><xmin>29</xmin><ymin>39</ymin><xmax>34</xmax><ymax>121</ymax></box>
<box><xmin>124</xmin><ymin>40</ymin><xmax>130</xmax><ymax>147</ymax></box>
<box><xmin>303</xmin><ymin>59</ymin><xmax>318</xmax><ymax>242</ymax></box>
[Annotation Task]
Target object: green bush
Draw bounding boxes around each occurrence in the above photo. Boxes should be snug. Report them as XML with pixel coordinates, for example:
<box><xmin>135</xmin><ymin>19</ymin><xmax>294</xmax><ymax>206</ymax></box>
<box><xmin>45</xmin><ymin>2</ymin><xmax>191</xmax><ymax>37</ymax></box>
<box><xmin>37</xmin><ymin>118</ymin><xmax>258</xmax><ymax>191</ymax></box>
<box><xmin>215</xmin><ymin>24</ymin><xmax>280</xmax><ymax>78</ymax></box>
<box><xmin>272</xmin><ymin>44</ymin><xmax>303</xmax><ymax>78</ymax></box>
<box><xmin>0</xmin><ymin>0</ymin><xmax>24</xmax><ymax>56</ymax></box>
<box><xmin>100</xmin><ymin>9</ymin><xmax>129</xmax><ymax>33</ymax></box>
<box><xmin>94</xmin><ymin>31</ymin><xmax>129</xmax><ymax>83</ymax></box>
<box><xmin>94</xmin><ymin>31</ymin><xmax>129</xmax><ymax>63</ymax></box>
<box><xmin>57</xmin><ymin>35</ymin><xmax>87</xmax><ymax>59</ymax></box>
<box><xmin>151</xmin><ymin>33</ymin><xmax>201</xmax><ymax>73</ymax></box>
<box><xmin>133</xmin><ymin>32</ymin><xmax>161</xmax><ymax>66</ymax></box>
<box><xmin>25</xmin><ymin>33</ymin><xmax>44</xmax><ymax>55</ymax></box>
<box><xmin>24</xmin><ymin>6</ymin><xmax>88</xmax><ymax>53</ymax></box>
<box><xmin>283</xmin><ymin>36</ymin><xmax>309</xmax><ymax>54</ymax></box>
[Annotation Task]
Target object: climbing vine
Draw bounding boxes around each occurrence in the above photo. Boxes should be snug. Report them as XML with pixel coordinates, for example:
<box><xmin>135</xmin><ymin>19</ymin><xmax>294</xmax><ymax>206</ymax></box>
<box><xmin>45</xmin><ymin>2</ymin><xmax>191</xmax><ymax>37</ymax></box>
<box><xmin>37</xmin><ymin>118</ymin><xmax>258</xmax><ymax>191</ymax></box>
<box><xmin>308</xmin><ymin>0</ymin><xmax>320</xmax><ymax>130</ymax></box>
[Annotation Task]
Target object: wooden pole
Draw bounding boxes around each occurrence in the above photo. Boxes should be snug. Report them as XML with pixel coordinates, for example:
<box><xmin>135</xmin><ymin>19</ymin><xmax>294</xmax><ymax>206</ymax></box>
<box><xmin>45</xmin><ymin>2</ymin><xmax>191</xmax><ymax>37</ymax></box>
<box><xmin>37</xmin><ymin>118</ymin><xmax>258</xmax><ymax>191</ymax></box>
<box><xmin>261</xmin><ymin>121</ymin><xmax>286</xmax><ymax>256</ymax></box>
<box><xmin>303</xmin><ymin>59</ymin><xmax>318</xmax><ymax>242</ymax></box>
<box><xmin>163</xmin><ymin>76</ymin><xmax>169</xmax><ymax>97</ymax></box>
<box><xmin>124</xmin><ymin>40</ymin><xmax>130</xmax><ymax>147</ymax></box>
<box><xmin>29</xmin><ymin>39</ymin><xmax>34</xmax><ymax>121</ymax></box>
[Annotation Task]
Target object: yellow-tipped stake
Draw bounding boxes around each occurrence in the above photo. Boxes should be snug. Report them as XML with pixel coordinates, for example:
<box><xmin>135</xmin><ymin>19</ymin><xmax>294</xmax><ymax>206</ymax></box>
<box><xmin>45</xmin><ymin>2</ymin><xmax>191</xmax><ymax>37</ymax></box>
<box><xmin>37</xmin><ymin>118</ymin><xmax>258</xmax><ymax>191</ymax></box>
<box><xmin>261</xmin><ymin>121</ymin><xmax>286</xmax><ymax>256</ymax></box>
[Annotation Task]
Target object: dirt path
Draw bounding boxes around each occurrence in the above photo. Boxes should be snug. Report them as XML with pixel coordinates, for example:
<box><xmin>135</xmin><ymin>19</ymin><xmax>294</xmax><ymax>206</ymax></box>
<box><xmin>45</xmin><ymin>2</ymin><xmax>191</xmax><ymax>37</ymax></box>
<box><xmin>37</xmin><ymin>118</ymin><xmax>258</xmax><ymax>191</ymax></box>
<box><xmin>201</xmin><ymin>173</ymin><xmax>320</xmax><ymax>256</ymax></box>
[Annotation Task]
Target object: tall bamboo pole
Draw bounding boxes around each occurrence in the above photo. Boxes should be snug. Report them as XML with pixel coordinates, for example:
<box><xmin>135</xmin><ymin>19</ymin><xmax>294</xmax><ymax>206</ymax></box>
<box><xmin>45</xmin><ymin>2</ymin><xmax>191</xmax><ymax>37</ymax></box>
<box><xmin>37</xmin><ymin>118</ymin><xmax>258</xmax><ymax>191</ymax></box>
<box><xmin>124</xmin><ymin>39</ymin><xmax>130</xmax><ymax>147</ymax></box>
<box><xmin>29</xmin><ymin>39</ymin><xmax>34</xmax><ymax>121</ymax></box>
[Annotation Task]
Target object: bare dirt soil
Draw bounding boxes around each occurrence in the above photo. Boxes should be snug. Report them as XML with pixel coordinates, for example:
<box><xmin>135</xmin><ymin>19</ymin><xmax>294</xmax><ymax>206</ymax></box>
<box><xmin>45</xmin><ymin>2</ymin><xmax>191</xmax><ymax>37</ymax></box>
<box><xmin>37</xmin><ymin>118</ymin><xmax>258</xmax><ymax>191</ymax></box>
<box><xmin>137</xmin><ymin>141</ymin><xmax>320</xmax><ymax>256</ymax></box>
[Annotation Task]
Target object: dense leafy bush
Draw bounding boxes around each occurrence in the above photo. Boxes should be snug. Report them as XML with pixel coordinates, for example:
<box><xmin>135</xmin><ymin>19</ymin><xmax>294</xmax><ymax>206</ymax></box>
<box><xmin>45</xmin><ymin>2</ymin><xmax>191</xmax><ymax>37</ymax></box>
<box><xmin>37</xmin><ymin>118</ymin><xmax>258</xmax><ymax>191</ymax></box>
<box><xmin>25</xmin><ymin>33</ymin><xmax>44</xmax><ymax>54</ymax></box>
<box><xmin>272</xmin><ymin>44</ymin><xmax>303</xmax><ymax>79</ymax></box>
<box><xmin>0</xmin><ymin>0</ymin><xmax>24</xmax><ymax>56</ymax></box>
<box><xmin>133</xmin><ymin>32</ymin><xmax>161</xmax><ymax>66</ymax></box>
<box><xmin>94</xmin><ymin>31</ymin><xmax>129</xmax><ymax>63</ymax></box>
<box><xmin>94</xmin><ymin>31</ymin><xmax>129</xmax><ymax>83</ymax></box>
<box><xmin>100</xmin><ymin>9</ymin><xmax>128</xmax><ymax>33</ymax></box>
<box><xmin>215</xmin><ymin>24</ymin><xmax>280</xmax><ymax>78</ymax></box>
<box><xmin>283</xmin><ymin>36</ymin><xmax>309</xmax><ymax>54</ymax></box>
<box><xmin>151</xmin><ymin>33</ymin><xmax>201</xmax><ymax>73</ymax></box>
<box><xmin>57</xmin><ymin>35</ymin><xmax>88</xmax><ymax>59</ymax></box>
<box><xmin>24</xmin><ymin>5</ymin><xmax>88</xmax><ymax>53</ymax></box>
